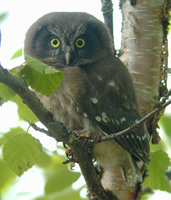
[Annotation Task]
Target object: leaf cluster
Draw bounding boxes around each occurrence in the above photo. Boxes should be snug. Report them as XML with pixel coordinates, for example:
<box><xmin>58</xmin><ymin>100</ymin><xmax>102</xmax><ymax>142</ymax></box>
<box><xmin>0</xmin><ymin>56</ymin><xmax>64</xmax><ymax>104</ymax></box>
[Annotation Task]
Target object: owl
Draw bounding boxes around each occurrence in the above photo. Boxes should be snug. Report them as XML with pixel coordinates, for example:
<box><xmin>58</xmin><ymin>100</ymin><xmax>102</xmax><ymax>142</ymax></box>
<box><xmin>24</xmin><ymin>12</ymin><xmax>150</xmax><ymax>200</ymax></box>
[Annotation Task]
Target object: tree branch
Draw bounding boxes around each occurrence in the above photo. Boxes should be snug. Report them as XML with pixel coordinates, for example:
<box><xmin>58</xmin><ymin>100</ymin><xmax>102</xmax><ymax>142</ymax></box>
<box><xmin>101</xmin><ymin>0</ymin><xmax>116</xmax><ymax>54</ymax></box>
<box><xmin>0</xmin><ymin>65</ymin><xmax>111</xmax><ymax>200</ymax></box>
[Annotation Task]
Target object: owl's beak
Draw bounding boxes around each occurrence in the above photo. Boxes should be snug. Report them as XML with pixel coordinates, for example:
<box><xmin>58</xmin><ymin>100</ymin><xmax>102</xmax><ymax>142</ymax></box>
<box><xmin>65</xmin><ymin>51</ymin><xmax>71</xmax><ymax>65</ymax></box>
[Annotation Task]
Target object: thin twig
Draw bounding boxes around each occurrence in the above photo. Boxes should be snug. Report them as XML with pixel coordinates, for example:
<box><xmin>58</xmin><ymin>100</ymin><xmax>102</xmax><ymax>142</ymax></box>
<box><xmin>30</xmin><ymin>123</ymin><xmax>53</xmax><ymax>137</ymax></box>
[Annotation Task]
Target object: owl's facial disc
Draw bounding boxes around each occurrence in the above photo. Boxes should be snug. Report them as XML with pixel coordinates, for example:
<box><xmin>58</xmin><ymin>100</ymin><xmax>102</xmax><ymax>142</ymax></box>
<box><xmin>49</xmin><ymin>35</ymin><xmax>88</xmax><ymax>66</ymax></box>
<box><xmin>24</xmin><ymin>12</ymin><xmax>115</xmax><ymax>68</ymax></box>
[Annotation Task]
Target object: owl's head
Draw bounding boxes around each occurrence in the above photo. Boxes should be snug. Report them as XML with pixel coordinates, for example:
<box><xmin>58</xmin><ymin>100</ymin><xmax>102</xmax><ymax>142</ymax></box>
<box><xmin>24</xmin><ymin>12</ymin><xmax>114</xmax><ymax>67</ymax></box>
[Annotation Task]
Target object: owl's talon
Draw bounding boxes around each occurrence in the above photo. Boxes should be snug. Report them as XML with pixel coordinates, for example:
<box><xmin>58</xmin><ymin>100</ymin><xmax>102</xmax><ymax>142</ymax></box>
<box><xmin>69</xmin><ymin>161</ymin><xmax>75</xmax><ymax>169</ymax></box>
<box><xmin>90</xmin><ymin>193</ymin><xmax>98</xmax><ymax>200</ymax></box>
<box><xmin>65</xmin><ymin>148</ymin><xmax>79</xmax><ymax>164</ymax></box>
<box><xmin>65</xmin><ymin>148</ymin><xmax>73</xmax><ymax>159</ymax></box>
<box><xmin>63</xmin><ymin>142</ymin><xmax>67</xmax><ymax>149</ymax></box>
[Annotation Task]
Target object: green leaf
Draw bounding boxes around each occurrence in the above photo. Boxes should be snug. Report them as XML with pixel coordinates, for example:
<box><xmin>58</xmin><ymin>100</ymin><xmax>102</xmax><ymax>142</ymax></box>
<box><xmin>0</xmin><ymin>67</ymin><xmax>21</xmax><ymax>104</ymax></box>
<box><xmin>0</xmin><ymin>57</ymin><xmax>63</xmax><ymax>103</ymax></box>
<box><xmin>45</xmin><ymin>168</ymin><xmax>80</xmax><ymax>195</ymax></box>
<box><xmin>36</xmin><ymin>151</ymin><xmax>81</xmax><ymax>199</ymax></box>
<box><xmin>33</xmin><ymin>197</ymin><xmax>47</xmax><ymax>200</ymax></box>
<box><xmin>0</xmin><ymin>127</ymin><xmax>24</xmax><ymax>147</ymax></box>
<box><xmin>141</xmin><ymin>194</ymin><xmax>152</xmax><ymax>200</ymax></box>
<box><xmin>48</xmin><ymin>186</ymin><xmax>82</xmax><ymax>200</ymax></box>
<box><xmin>3</xmin><ymin>134</ymin><xmax>42</xmax><ymax>177</ymax></box>
<box><xmin>11</xmin><ymin>95</ymin><xmax>38</xmax><ymax>122</ymax></box>
<box><xmin>0</xmin><ymin>160</ymin><xmax>15</xmax><ymax>191</ymax></box>
<box><xmin>143</xmin><ymin>150</ymin><xmax>171</xmax><ymax>193</ymax></box>
<box><xmin>10</xmin><ymin>48</ymin><xmax>23</xmax><ymax>60</ymax></box>
<box><xmin>36</xmin><ymin>150</ymin><xmax>54</xmax><ymax>168</ymax></box>
<box><xmin>0</xmin><ymin>83</ymin><xmax>17</xmax><ymax>104</ymax></box>
<box><xmin>21</xmin><ymin>57</ymin><xmax>64</xmax><ymax>96</ymax></box>
<box><xmin>150</xmin><ymin>139</ymin><xmax>165</xmax><ymax>152</ymax></box>
<box><xmin>159</xmin><ymin>115</ymin><xmax>171</xmax><ymax>140</ymax></box>
<box><xmin>34</xmin><ymin>187</ymin><xmax>83</xmax><ymax>200</ymax></box>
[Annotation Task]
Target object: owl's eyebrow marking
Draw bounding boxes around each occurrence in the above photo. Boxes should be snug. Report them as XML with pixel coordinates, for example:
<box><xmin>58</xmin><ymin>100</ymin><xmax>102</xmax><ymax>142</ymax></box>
<box><xmin>76</xmin><ymin>24</ymin><xmax>87</xmax><ymax>34</ymax></box>
<box><xmin>72</xmin><ymin>32</ymin><xmax>86</xmax><ymax>43</ymax></box>
<box><xmin>50</xmin><ymin>28</ymin><xmax>64</xmax><ymax>39</ymax></box>
<box><xmin>91</xmin><ymin>97</ymin><xmax>98</xmax><ymax>104</ymax></box>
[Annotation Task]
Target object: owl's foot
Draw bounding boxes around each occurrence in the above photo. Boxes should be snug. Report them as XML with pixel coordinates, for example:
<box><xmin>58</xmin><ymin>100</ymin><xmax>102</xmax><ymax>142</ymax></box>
<box><xmin>64</xmin><ymin>148</ymin><xmax>77</xmax><ymax>169</ymax></box>
<box><xmin>74</xmin><ymin>129</ymin><xmax>91</xmax><ymax>139</ymax></box>
<box><xmin>63</xmin><ymin>130</ymin><xmax>92</xmax><ymax>168</ymax></box>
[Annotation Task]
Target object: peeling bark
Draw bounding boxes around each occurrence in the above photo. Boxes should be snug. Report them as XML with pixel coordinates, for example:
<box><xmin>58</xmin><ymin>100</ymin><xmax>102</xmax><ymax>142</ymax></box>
<box><xmin>119</xmin><ymin>0</ymin><xmax>167</xmax><ymax>141</ymax></box>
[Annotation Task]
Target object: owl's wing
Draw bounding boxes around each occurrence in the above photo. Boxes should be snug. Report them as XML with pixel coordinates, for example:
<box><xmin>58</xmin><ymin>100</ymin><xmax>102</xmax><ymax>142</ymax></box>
<box><xmin>80</xmin><ymin>58</ymin><xmax>150</xmax><ymax>164</ymax></box>
<box><xmin>88</xmin><ymin>94</ymin><xmax>150</xmax><ymax>164</ymax></box>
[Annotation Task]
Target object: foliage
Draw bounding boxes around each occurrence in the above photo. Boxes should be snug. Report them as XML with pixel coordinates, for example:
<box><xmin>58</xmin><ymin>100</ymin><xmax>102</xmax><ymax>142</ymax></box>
<box><xmin>10</xmin><ymin>48</ymin><xmax>23</xmax><ymax>60</ymax></box>
<box><xmin>3</xmin><ymin>133</ymin><xmax>42</xmax><ymax>177</ymax></box>
<box><xmin>0</xmin><ymin>56</ymin><xmax>63</xmax><ymax>104</ymax></box>
<box><xmin>0</xmin><ymin>129</ymin><xmax>83</xmax><ymax>199</ymax></box>
<box><xmin>143</xmin><ymin>150</ymin><xmax>171</xmax><ymax>193</ymax></box>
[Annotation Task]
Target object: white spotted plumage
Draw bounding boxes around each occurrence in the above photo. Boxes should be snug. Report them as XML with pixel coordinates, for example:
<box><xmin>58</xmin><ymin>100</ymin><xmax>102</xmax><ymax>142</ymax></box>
<box><xmin>91</xmin><ymin>97</ymin><xmax>98</xmax><ymax>104</ymax></box>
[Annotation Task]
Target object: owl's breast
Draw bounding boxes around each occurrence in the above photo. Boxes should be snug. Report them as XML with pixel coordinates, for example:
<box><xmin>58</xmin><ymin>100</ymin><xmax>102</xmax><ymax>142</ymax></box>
<box><xmin>35</xmin><ymin>66</ymin><xmax>91</xmax><ymax>131</ymax></box>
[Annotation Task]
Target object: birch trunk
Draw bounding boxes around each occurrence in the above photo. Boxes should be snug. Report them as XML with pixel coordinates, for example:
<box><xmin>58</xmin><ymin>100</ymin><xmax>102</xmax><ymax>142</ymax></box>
<box><xmin>120</xmin><ymin>0</ymin><xmax>167</xmax><ymax>142</ymax></box>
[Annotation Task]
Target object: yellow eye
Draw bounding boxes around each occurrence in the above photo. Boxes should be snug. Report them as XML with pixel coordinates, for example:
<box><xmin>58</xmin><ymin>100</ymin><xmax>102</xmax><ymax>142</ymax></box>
<box><xmin>50</xmin><ymin>38</ymin><xmax>60</xmax><ymax>48</ymax></box>
<box><xmin>75</xmin><ymin>38</ymin><xmax>85</xmax><ymax>48</ymax></box>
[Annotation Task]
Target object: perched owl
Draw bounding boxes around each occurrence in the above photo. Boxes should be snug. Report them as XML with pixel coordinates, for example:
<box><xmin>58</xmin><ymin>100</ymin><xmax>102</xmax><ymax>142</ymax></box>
<box><xmin>24</xmin><ymin>12</ymin><xmax>150</xmax><ymax>200</ymax></box>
